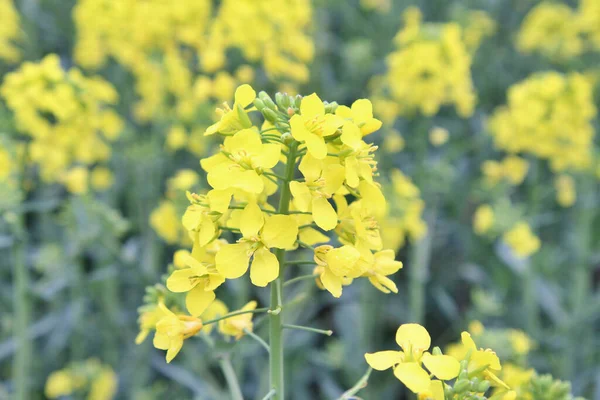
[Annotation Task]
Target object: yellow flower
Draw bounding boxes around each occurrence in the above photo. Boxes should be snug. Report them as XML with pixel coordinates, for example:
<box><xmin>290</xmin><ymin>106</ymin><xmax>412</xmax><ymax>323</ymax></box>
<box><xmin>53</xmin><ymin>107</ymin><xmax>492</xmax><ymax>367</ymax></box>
<box><xmin>215</xmin><ymin>202</ymin><xmax>298</xmax><ymax>287</ymax></box>
<box><xmin>90</xmin><ymin>167</ymin><xmax>114</xmax><ymax>191</ymax></box>
<box><xmin>383</xmin><ymin>130</ymin><xmax>405</xmax><ymax>153</ymax></box>
<box><xmin>45</xmin><ymin>370</ymin><xmax>77</xmax><ymax>399</ymax></box>
<box><xmin>502</xmin><ymin>156</ymin><xmax>529</xmax><ymax>185</ymax></box>
<box><xmin>313</xmin><ymin>244</ymin><xmax>363</xmax><ymax>298</ymax></box>
<box><xmin>335</xmin><ymin>196</ymin><xmax>383</xmax><ymax>251</ymax></box>
<box><xmin>458</xmin><ymin>332</ymin><xmax>509</xmax><ymax>389</ymax></box>
<box><xmin>503</xmin><ymin>222</ymin><xmax>541</xmax><ymax>258</ymax></box>
<box><xmin>473</xmin><ymin>204</ymin><xmax>495</xmax><ymax>235</ymax></box>
<box><xmin>135</xmin><ymin>303</ymin><xmax>167</xmax><ymax>345</ymax></box>
<box><xmin>555</xmin><ymin>174</ymin><xmax>576</xmax><ymax>207</ymax></box>
<box><xmin>166</xmin><ymin>250</ymin><xmax>225</xmax><ymax>317</ymax></box>
<box><xmin>205</xmin><ymin>84</ymin><xmax>256</xmax><ymax>136</ymax></box>
<box><xmin>335</xmin><ymin>99</ymin><xmax>382</xmax><ymax>137</ymax></box>
<box><xmin>202</xmin><ymin>128</ymin><xmax>281</xmax><ymax>194</ymax></box>
<box><xmin>290</xmin><ymin>154</ymin><xmax>345</xmax><ymax>230</ymax></box>
<box><xmin>181</xmin><ymin>192</ymin><xmax>223</xmax><ymax>247</ymax></box>
<box><xmin>219</xmin><ymin>300</ymin><xmax>257</xmax><ymax>339</ymax></box>
<box><xmin>167</xmin><ymin>169</ymin><xmax>199</xmax><ymax>198</ymax></box>
<box><xmin>166</xmin><ymin>125</ymin><xmax>188</xmax><ymax>152</ymax></box>
<box><xmin>357</xmin><ymin>245</ymin><xmax>403</xmax><ymax>294</ymax></box>
<box><xmin>88</xmin><ymin>367</ymin><xmax>118</xmax><ymax>400</ymax></box>
<box><xmin>153</xmin><ymin>303</ymin><xmax>203</xmax><ymax>363</ymax></box>
<box><xmin>0</xmin><ymin>0</ymin><xmax>21</xmax><ymax>63</ymax></box>
<box><xmin>365</xmin><ymin>324</ymin><xmax>460</xmax><ymax>394</ymax></box>
<box><xmin>62</xmin><ymin>167</ymin><xmax>89</xmax><ymax>195</ymax></box>
<box><xmin>290</xmin><ymin>93</ymin><xmax>344</xmax><ymax>159</ymax></box>
<box><xmin>429</xmin><ymin>127</ymin><xmax>449</xmax><ymax>147</ymax></box>
<box><xmin>151</xmin><ymin>200</ymin><xmax>187</xmax><ymax>245</ymax></box>
<box><xmin>418</xmin><ymin>380</ymin><xmax>445</xmax><ymax>400</ymax></box>
<box><xmin>509</xmin><ymin>330</ymin><xmax>534</xmax><ymax>355</ymax></box>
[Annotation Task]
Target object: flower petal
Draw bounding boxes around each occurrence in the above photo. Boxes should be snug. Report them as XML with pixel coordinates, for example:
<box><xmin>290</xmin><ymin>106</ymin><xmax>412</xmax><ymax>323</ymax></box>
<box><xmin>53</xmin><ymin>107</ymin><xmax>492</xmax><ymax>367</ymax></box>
<box><xmin>186</xmin><ymin>286</ymin><xmax>216</xmax><ymax>317</ymax></box>
<box><xmin>234</xmin><ymin>84</ymin><xmax>256</xmax><ymax>108</ymax></box>
<box><xmin>240</xmin><ymin>202</ymin><xmax>264</xmax><ymax>238</ymax></box>
<box><xmin>215</xmin><ymin>243</ymin><xmax>251</xmax><ymax>279</ymax></box>
<box><xmin>250</xmin><ymin>247</ymin><xmax>279</xmax><ymax>287</ymax></box>
<box><xmin>422</xmin><ymin>353</ymin><xmax>460</xmax><ymax>380</ymax></box>
<box><xmin>393</xmin><ymin>362</ymin><xmax>431</xmax><ymax>394</ymax></box>
<box><xmin>395</xmin><ymin>324</ymin><xmax>431</xmax><ymax>352</ymax></box>
<box><xmin>312</xmin><ymin>196</ymin><xmax>338</xmax><ymax>231</ymax></box>
<box><xmin>364</xmin><ymin>351</ymin><xmax>403</xmax><ymax>371</ymax></box>
<box><xmin>261</xmin><ymin>214</ymin><xmax>298</xmax><ymax>249</ymax></box>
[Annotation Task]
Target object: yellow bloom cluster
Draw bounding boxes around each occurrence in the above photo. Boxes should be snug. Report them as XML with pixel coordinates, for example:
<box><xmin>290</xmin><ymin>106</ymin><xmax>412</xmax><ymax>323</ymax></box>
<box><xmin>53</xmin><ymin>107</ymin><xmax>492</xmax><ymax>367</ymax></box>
<box><xmin>0</xmin><ymin>55</ymin><xmax>123</xmax><ymax>185</ymax></box>
<box><xmin>0</xmin><ymin>0</ymin><xmax>21</xmax><ymax>63</ymax></box>
<box><xmin>482</xmin><ymin>156</ymin><xmax>529</xmax><ymax>186</ymax></box>
<box><xmin>517</xmin><ymin>0</ymin><xmax>600</xmax><ymax>61</ymax></box>
<box><xmin>149</xmin><ymin>169</ymin><xmax>200</xmax><ymax>246</ymax></box>
<box><xmin>554</xmin><ymin>174</ymin><xmax>576</xmax><ymax>207</ymax></box>
<box><xmin>45</xmin><ymin>359</ymin><xmax>117</xmax><ymax>400</ymax></box>
<box><xmin>140</xmin><ymin>85</ymin><xmax>404</xmax><ymax>362</ymax></box>
<box><xmin>366</xmin><ymin>323</ymin><xmax>515</xmax><ymax>399</ymax></box>
<box><xmin>503</xmin><ymin>222</ymin><xmax>541</xmax><ymax>258</ymax></box>
<box><xmin>380</xmin><ymin>169</ymin><xmax>427</xmax><ymax>251</ymax></box>
<box><xmin>73</xmin><ymin>0</ymin><xmax>313</xmax><ymax>122</ymax></box>
<box><xmin>372</xmin><ymin>7</ymin><xmax>478</xmax><ymax>119</ymax></box>
<box><xmin>473</xmin><ymin>204</ymin><xmax>495</xmax><ymax>235</ymax></box>
<box><xmin>488</xmin><ymin>72</ymin><xmax>596</xmax><ymax>172</ymax></box>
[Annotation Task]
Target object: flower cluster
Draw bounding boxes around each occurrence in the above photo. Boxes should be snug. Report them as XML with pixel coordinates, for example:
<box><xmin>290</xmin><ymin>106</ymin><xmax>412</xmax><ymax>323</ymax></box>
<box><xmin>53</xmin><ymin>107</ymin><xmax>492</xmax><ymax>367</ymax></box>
<box><xmin>517</xmin><ymin>0</ymin><xmax>600</xmax><ymax>61</ymax></box>
<box><xmin>0</xmin><ymin>55</ymin><xmax>122</xmax><ymax>187</ymax></box>
<box><xmin>366</xmin><ymin>323</ymin><xmax>516</xmax><ymax>399</ymax></box>
<box><xmin>488</xmin><ymin>72</ymin><xmax>596</xmax><ymax>172</ymax></box>
<box><xmin>380</xmin><ymin>169</ymin><xmax>427</xmax><ymax>251</ymax></box>
<box><xmin>73</xmin><ymin>0</ymin><xmax>313</xmax><ymax>122</ymax></box>
<box><xmin>371</xmin><ymin>7</ymin><xmax>480</xmax><ymax>119</ymax></box>
<box><xmin>44</xmin><ymin>359</ymin><xmax>117</xmax><ymax>400</ymax></box>
<box><xmin>139</xmin><ymin>85</ymin><xmax>403</xmax><ymax>362</ymax></box>
<box><xmin>0</xmin><ymin>0</ymin><xmax>21</xmax><ymax>63</ymax></box>
<box><xmin>503</xmin><ymin>222</ymin><xmax>541</xmax><ymax>259</ymax></box>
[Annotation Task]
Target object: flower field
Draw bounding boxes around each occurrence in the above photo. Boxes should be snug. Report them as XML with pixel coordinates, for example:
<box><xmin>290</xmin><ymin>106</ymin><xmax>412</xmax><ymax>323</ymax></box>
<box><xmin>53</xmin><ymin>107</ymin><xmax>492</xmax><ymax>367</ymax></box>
<box><xmin>0</xmin><ymin>1</ymin><xmax>599</xmax><ymax>399</ymax></box>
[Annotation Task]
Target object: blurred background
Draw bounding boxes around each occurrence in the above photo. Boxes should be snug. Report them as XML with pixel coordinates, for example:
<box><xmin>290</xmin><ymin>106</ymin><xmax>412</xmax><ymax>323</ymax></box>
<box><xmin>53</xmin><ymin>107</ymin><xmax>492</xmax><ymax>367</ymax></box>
<box><xmin>1</xmin><ymin>0</ymin><xmax>599</xmax><ymax>399</ymax></box>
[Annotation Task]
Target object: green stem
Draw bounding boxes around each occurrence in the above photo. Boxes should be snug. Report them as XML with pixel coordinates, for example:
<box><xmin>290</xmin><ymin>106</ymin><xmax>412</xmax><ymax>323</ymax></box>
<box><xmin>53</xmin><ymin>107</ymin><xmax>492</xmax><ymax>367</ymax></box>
<box><xmin>262</xmin><ymin>389</ymin><xmax>277</xmax><ymax>400</ymax></box>
<box><xmin>409</xmin><ymin>212</ymin><xmax>435</xmax><ymax>324</ymax></box>
<box><xmin>336</xmin><ymin>367</ymin><xmax>372</xmax><ymax>400</ymax></box>
<box><xmin>203</xmin><ymin>308</ymin><xmax>269</xmax><ymax>326</ymax></box>
<box><xmin>283</xmin><ymin>260</ymin><xmax>316</xmax><ymax>267</ymax></box>
<box><xmin>283</xmin><ymin>274</ymin><xmax>318</xmax><ymax>287</ymax></box>
<box><xmin>283</xmin><ymin>324</ymin><xmax>332</xmax><ymax>336</ymax></box>
<box><xmin>219</xmin><ymin>356</ymin><xmax>244</xmax><ymax>400</ymax></box>
<box><xmin>12</xmin><ymin>213</ymin><xmax>30</xmax><ymax>400</ymax></box>
<box><xmin>243</xmin><ymin>328</ymin><xmax>270</xmax><ymax>354</ymax></box>
<box><xmin>269</xmin><ymin>140</ymin><xmax>298</xmax><ymax>400</ymax></box>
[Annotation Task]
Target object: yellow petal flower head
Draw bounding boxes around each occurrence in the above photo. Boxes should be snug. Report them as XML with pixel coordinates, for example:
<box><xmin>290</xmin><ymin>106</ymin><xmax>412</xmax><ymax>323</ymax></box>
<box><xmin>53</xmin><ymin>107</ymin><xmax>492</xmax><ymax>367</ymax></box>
<box><xmin>365</xmin><ymin>324</ymin><xmax>460</xmax><ymax>394</ymax></box>
<box><xmin>336</xmin><ymin>99</ymin><xmax>382</xmax><ymax>137</ymax></box>
<box><xmin>338</xmin><ymin>136</ymin><xmax>379</xmax><ymax>189</ymax></box>
<box><xmin>503</xmin><ymin>222</ymin><xmax>541</xmax><ymax>258</ymax></box>
<box><xmin>219</xmin><ymin>300</ymin><xmax>257</xmax><ymax>339</ymax></box>
<box><xmin>473</xmin><ymin>204</ymin><xmax>495</xmax><ymax>235</ymax></box>
<box><xmin>459</xmin><ymin>332</ymin><xmax>509</xmax><ymax>389</ymax></box>
<box><xmin>182</xmin><ymin>192</ymin><xmax>223</xmax><ymax>248</ymax></box>
<box><xmin>215</xmin><ymin>202</ymin><xmax>298</xmax><ymax>287</ymax></box>
<box><xmin>0</xmin><ymin>0</ymin><xmax>21</xmax><ymax>63</ymax></box>
<box><xmin>313</xmin><ymin>244</ymin><xmax>363</xmax><ymax>297</ymax></box>
<box><xmin>290</xmin><ymin>154</ymin><xmax>345</xmax><ymax>231</ymax></box>
<box><xmin>202</xmin><ymin>128</ymin><xmax>281</xmax><ymax>194</ymax></box>
<box><xmin>554</xmin><ymin>174</ymin><xmax>576</xmax><ymax>207</ymax></box>
<box><xmin>153</xmin><ymin>303</ymin><xmax>203</xmax><ymax>363</ymax></box>
<box><xmin>335</xmin><ymin>196</ymin><xmax>383</xmax><ymax>251</ymax></box>
<box><xmin>356</xmin><ymin>245</ymin><xmax>403</xmax><ymax>294</ymax></box>
<box><xmin>135</xmin><ymin>303</ymin><xmax>168</xmax><ymax>345</ymax></box>
<box><xmin>205</xmin><ymin>84</ymin><xmax>256</xmax><ymax>136</ymax></box>
<box><xmin>290</xmin><ymin>93</ymin><xmax>344</xmax><ymax>159</ymax></box>
<box><xmin>166</xmin><ymin>248</ymin><xmax>225</xmax><ymax>317</ymax></box>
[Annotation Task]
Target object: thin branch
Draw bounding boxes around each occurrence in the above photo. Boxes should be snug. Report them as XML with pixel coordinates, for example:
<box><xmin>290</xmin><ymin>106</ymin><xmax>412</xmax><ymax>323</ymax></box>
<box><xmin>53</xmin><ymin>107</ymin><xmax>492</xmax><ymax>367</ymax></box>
<box><xmin>283</xmin><ymin>274</ymin><xmax>319</xmax><ymax>287</ymax></box>
<box><xmin>203</xmin><ymin>308</ymin><xmax>269</xmax><ymax>326</ymax></box>
<box><xmin>283</xmin><ymin>324</ymin><xmax>332</xmax><ymax>336</ymax></box>
<box><xmin>242</xmin><ymin>328</ymin><xmax>270</xmax><ymax>354</ymax></box>
<box><xmin>336</xmin><ymin>367</ymin><xmax>373</xmax><ymax>400</ymax></box>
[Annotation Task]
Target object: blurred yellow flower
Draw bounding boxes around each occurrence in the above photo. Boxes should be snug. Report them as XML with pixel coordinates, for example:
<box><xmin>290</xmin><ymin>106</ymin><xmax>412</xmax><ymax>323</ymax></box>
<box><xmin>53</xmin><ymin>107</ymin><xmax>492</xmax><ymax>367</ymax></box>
<box><xmin>503</xmin><ymin>222</ymin><xmax>541</xmax><ymax>258</ymax></box>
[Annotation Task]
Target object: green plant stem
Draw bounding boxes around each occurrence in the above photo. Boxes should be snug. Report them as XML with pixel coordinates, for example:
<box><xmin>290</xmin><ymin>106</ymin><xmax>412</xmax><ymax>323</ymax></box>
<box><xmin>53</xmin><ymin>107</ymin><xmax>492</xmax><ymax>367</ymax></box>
<box><xmin>282</xmin><ymin>324</ymin><xmax>332</xmax><ymax>336</ymax></box>
<box><xmin>336</xmin><ymin>367</ymin><xmax>372</xmax><ymax>400</ymax></box>
<box><xmin>243</xmin><ymin>328</ymin><xmax>270</xmax><ymax>354</ymax></box>
<box><xmin>283</xmin><ymin>274</ymin><xmax>318</xmax><ymax>287</ymax></box>
<box><xmin>12</xmin><ymin>213</ymin><xmax>29</xmax><ymax>400</ymax></box>
<box><xmin>269</xmin><ymin>140</ymin><xmax>298</xmax><ymax>400</ymax></box>
<box><xmin>203</xmin><ymin>308</ymin><xmax>269</xmax><ymax>326</ymax></box>
<box><xmin>409</xmin><ymin>214</ymin><xmax>435</xmax><ymax>324</ymax></box>
<box><xmin>219</xmin><ymin>355</ymin><xmax>244</xmax><ymax>400</ymax></box>
<box><xmin>262</xmin><ymin>389</ymin><xmax>277</xmax><ymax>400</ymax></box>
